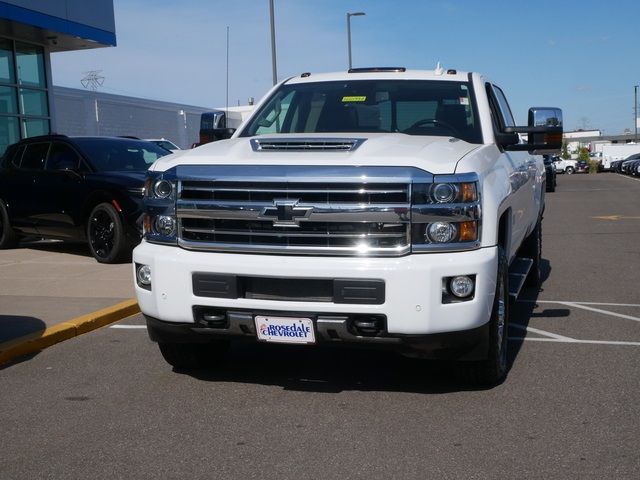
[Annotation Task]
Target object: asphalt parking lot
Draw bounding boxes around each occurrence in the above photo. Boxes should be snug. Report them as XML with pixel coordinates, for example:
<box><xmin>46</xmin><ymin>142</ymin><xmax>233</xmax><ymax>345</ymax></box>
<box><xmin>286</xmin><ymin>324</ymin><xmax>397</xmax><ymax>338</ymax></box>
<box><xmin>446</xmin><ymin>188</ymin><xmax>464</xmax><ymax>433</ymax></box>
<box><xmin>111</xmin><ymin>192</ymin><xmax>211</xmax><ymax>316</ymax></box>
<box><xmin>1</xmin><ymin>173</ymin><xmax>639</xmax><ymax>479</ymax></box>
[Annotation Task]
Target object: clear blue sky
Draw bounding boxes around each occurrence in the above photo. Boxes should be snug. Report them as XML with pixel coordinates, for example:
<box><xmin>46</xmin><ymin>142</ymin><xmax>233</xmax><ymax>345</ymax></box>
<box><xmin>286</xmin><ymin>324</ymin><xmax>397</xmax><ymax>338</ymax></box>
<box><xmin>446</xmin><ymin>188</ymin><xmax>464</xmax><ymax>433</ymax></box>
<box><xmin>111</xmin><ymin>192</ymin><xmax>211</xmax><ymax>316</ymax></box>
<box><xmin>51</xmin><ymin>0</ymin><xmax>640</xmax><ymax>134</ymax></box>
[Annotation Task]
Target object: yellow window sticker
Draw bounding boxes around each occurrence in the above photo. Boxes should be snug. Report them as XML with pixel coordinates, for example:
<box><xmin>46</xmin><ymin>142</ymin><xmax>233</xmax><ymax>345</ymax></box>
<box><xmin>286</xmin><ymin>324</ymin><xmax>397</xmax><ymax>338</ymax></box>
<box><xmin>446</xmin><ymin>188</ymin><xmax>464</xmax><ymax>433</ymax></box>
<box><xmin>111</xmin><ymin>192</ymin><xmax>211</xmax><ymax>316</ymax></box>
<box><xmin>342</xmin><ymin>95</ymin><xmax>367</xmax><ymax>102</ymax></box>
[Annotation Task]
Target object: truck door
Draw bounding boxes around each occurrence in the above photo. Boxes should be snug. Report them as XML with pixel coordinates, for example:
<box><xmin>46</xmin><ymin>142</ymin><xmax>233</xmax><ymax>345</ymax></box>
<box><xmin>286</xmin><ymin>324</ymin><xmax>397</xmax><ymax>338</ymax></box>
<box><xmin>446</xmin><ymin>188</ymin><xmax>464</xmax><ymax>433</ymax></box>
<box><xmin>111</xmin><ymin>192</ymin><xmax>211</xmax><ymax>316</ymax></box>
<box><xmin>487</xmin><ymin>84</ymin><xmax>538</xmax><ymax>261</ymax></box>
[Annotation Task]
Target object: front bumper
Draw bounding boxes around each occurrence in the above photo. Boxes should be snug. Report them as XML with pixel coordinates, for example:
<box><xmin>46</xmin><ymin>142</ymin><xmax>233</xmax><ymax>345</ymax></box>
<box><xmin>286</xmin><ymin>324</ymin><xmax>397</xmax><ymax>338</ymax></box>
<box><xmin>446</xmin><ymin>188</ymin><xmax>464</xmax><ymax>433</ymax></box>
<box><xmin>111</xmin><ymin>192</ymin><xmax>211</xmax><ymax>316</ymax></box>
<box><xmin>133</xmin><ymin>241</ymin><xmax>498</xmax><ymax>337</ymax></box>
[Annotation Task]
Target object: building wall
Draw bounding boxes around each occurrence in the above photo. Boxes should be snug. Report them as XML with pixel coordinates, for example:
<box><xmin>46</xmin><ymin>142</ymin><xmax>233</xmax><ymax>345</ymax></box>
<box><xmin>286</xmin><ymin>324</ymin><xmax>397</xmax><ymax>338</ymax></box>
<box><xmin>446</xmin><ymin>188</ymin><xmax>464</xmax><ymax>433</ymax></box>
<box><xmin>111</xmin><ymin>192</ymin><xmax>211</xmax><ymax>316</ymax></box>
<box><xmin>53</xmin><ymin>86</ymin><xmax>212</xmax><ymax>149</ymax></box>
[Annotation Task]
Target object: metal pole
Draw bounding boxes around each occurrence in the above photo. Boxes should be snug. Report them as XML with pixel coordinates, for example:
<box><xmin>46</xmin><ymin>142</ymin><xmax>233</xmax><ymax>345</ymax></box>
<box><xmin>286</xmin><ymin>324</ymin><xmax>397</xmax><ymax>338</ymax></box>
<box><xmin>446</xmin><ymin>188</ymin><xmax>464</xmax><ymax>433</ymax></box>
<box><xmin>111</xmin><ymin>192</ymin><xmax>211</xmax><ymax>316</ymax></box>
<box><xmin>346</xmin><ymin>12</ymin><xmax>365</xmax><ymax>70</ymax></box>
<box><xmin>635</xmin><ymin>85</ymin><xmax>638</xmax><ymax>142</ymax></box>
<box><xmin>225</xmin><ymin>26</ymin><xmax>229</xmax><ymax>123</ymax></box>
<box><xmin>269</xmin><ymin>0</ymin><xmax>278</xmax><ymax>85</ymax></box>
<box><xmin>347</xmin><ymin>13</ymin><xmax>352</xmax><ymax>70</ymax></box>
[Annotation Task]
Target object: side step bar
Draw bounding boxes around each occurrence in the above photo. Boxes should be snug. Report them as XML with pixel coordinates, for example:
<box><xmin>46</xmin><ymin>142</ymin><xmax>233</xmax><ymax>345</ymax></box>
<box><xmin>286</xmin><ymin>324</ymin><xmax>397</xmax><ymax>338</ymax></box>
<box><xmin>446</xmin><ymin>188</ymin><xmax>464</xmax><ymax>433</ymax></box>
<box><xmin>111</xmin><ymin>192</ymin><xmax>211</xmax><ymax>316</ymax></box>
<box><xmin>508</xmin><ymin>257</ymin><xmax>533</xmax><ymax>301</ymax></box>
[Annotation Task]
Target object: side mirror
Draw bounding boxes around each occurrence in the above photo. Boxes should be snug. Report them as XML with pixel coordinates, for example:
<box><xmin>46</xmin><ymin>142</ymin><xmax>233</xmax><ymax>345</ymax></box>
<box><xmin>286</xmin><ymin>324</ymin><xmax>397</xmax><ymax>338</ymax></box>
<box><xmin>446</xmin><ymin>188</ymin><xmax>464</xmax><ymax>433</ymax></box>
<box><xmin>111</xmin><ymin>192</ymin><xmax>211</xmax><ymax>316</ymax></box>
<box><xmin>504</xmin><ymin>107</ymin><xmax>563</xmax><ymax>155</ymax></box>
<box><xmin>213</xmin><ymin>128</ymin><xmax>236</xmax><ymax>140</ymax></box>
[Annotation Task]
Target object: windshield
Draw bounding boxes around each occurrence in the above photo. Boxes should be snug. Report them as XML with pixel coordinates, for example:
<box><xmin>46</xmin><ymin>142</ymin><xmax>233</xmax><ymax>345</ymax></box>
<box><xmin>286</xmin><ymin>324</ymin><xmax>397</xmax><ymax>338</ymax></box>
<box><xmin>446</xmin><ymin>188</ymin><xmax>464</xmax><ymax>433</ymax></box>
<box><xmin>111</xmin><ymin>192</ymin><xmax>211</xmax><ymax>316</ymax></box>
<box><xmin>240</xmin><ymin>80</ymin><xmax>482</xmax><ymax>144</ymax></box>
<box><xmin>154</xmin><ymin>140</ymin><xmax>178</xmax><ymax>151</ymax></box>
<box><xmin>74</xmin><ymin>138</ymin><xmax>171</xmax><ymax>172</ymax></box>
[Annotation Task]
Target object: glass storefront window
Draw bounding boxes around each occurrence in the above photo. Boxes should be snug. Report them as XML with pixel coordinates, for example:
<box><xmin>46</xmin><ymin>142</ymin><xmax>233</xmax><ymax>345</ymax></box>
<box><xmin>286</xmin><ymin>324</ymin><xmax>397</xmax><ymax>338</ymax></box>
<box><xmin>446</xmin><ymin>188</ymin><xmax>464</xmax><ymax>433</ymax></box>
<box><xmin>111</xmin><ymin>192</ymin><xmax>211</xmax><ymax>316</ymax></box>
<box><xmin>15</xmin><ymin>42</ymin><xmax>46</xmax><ymax>88</ymax></box>
<box><xmin>22</xmin><ymin>118</ymin><xmax>49</xmax><ymax>138</ymax></box>
<box><xmin>0</xmin><ymin>86</ymin><xmax>17</xmax><ymax>114</ymax></box>
<box><xmin>0</xmin><ymin>116</ymin><xmax>20</xmax><ymax>154</ymax></box>
<box><xmin>19</xmin><ymin>88</ymin><xmax>48</xmax><ymax>116</ymax></box>
<box><xmin>0</xmin><ymin>38</ymin><xmax>15</xmax><ymax>84</ymax></box>
<box><xmin>0</xmin><ymin>39</ymin><xmax>50</xmax><ymax>152</ymax></box>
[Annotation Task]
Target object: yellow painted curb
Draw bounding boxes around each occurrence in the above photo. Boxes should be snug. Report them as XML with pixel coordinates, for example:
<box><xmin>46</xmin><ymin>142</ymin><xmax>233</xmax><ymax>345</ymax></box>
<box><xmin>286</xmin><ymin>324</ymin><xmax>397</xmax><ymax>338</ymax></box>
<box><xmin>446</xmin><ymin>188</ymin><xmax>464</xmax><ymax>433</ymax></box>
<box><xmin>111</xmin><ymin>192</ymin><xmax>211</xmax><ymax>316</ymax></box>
<box><xmin>0</xmin><ymin>299</ymin><xmax>140</xmax><ymax>365</ymax></box>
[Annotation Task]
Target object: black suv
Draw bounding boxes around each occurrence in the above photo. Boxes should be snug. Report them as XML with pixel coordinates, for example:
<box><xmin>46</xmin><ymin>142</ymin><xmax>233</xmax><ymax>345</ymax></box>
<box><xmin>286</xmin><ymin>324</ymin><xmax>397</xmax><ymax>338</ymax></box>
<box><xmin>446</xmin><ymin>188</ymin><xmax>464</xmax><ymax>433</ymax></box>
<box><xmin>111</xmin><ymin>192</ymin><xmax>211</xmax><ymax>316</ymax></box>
<box><xmin>0</xmin><ymin>135</ymin><xmax>171</xmax><ymax>263</ymax></box>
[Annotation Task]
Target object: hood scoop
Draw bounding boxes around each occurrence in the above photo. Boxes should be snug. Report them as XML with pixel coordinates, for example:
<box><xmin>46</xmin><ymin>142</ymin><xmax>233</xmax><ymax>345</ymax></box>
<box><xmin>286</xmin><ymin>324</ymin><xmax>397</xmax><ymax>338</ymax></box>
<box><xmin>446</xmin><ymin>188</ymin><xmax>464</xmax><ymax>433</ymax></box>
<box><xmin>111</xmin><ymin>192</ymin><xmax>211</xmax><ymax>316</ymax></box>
<box><xmin>250</xmin><ymin>137</ymin><xmax>365</xmax><ymax>152</ymax></box>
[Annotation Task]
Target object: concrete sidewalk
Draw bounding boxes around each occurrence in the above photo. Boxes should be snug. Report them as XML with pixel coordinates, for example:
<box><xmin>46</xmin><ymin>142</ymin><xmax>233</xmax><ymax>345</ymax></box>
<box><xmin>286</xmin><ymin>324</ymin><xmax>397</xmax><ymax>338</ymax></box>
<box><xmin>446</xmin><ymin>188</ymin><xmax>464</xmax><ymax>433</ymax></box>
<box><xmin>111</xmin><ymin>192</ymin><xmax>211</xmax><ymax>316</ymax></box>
<box><xmin>0</xmin><ymin>239</ymin><xmax>139</xmax><ymax>362</ymax></box>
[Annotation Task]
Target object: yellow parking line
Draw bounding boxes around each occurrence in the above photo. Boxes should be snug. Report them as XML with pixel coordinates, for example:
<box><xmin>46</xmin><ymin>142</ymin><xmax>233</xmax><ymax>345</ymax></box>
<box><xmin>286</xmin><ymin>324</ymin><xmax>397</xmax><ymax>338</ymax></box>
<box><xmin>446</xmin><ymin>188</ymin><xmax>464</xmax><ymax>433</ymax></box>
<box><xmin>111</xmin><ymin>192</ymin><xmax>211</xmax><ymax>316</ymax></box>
<box><xmin>0</xmin><ymin>299</ymin><xmax>140</xmax><ymax>365</ymax></box>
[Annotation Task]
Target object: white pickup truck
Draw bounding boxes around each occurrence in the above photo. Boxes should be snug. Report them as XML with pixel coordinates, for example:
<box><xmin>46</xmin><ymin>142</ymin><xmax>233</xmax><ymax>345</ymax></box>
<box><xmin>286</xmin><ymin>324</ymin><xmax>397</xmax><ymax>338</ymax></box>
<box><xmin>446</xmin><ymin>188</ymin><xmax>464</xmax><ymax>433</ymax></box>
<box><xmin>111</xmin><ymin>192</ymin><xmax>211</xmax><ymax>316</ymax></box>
<box><xmin>133</xmin><ymin>67</ymin><xmax>562</xmax><ymax>385</ymax></box>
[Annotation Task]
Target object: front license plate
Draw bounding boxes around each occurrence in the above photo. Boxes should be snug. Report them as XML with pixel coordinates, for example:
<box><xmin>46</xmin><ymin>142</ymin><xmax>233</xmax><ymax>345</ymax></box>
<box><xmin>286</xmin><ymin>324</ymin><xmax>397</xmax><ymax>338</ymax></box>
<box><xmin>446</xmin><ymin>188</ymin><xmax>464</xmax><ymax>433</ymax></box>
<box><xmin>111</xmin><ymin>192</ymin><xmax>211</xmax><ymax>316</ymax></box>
<box><xmin>255</xmin><ymin>316</ymin><xmax>316</xmax><ymax>344</ymax></box>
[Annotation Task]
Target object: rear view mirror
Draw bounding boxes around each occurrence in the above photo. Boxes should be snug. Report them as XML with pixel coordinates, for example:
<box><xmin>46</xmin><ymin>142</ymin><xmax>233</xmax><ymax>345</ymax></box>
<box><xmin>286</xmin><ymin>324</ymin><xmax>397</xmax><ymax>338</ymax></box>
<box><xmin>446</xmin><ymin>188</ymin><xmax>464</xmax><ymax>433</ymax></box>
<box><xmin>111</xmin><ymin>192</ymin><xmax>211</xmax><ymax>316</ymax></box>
<box><xmin>504</xmin><ymin>107</ymin><xmax>563</xmax><ymax>155</ymax></box>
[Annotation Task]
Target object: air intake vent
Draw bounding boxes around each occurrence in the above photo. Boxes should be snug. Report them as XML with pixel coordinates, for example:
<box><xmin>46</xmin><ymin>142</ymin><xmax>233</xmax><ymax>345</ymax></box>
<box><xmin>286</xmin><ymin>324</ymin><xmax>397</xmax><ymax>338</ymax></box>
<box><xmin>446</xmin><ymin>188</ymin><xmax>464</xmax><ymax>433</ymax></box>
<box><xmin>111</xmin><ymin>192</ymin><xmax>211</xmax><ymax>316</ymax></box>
<box><xmin>250</xmin><ymin>138</ymin><xmax>365</xmax><ymax>152</ymax></box>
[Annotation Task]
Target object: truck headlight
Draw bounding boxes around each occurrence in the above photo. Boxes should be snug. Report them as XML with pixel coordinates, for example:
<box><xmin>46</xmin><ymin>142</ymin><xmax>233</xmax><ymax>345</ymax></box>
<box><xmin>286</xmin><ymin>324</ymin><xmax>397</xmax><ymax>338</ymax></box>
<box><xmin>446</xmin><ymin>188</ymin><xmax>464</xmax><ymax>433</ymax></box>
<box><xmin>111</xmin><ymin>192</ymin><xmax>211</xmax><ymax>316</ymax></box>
<box><xmin>426</xmin><ymin>222</ymin><xmax>458</xmax><ymax>243</ymax></box>
<box><xmin>411</xmin><ymin>175</ymin><xmax>481</xmax><ymax>252</ymax></box>
<box><xmin>153</xmin><ymin>179</ymin><xmax>173</xmax><ymax>198</ymax></box>
<box><xmin>154</xmin><ymin>215</ymin><xmax>176</xmax><ymax>236</ymax></box>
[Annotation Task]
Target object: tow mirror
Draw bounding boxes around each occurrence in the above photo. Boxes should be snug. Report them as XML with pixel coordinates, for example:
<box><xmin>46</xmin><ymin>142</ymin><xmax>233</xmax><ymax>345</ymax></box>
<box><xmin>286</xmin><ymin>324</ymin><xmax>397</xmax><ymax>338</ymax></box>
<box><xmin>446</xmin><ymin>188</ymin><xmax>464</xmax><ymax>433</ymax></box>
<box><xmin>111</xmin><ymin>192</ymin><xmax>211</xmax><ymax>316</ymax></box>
<box><xmin>504</xmin><ymin>107</ymin><xmax>563</xmax><ymax>155</ymax></box>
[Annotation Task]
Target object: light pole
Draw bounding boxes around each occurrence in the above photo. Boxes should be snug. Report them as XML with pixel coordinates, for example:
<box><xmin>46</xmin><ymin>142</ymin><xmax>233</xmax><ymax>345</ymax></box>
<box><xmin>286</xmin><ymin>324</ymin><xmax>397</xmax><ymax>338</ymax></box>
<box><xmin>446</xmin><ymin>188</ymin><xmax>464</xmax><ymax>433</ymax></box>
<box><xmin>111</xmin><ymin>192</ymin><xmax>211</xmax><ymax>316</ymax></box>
<box><xmin>346</xmin><ymin>11</ymin><xmax>365</xmax><ymax>70</ymax></box>
<box><xmin>635</xmin><ymin>85</ymin><xmax>638</xmax><ymax>142</ymax></box>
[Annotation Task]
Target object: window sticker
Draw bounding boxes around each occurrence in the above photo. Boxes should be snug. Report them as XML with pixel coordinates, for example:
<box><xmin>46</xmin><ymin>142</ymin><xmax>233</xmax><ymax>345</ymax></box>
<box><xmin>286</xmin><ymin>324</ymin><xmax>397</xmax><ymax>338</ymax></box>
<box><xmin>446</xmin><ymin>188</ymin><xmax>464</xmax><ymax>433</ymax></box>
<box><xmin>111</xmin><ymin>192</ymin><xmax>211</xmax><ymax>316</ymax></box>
<box><xmin>459</xmin><ymin>97</ymin><xmax>469</xmax><ymax>105</ymax></box>
<box><xmin>342</xmin><ymin>95</ymin><xmax>367</xmax><ymax>102</ymax></box>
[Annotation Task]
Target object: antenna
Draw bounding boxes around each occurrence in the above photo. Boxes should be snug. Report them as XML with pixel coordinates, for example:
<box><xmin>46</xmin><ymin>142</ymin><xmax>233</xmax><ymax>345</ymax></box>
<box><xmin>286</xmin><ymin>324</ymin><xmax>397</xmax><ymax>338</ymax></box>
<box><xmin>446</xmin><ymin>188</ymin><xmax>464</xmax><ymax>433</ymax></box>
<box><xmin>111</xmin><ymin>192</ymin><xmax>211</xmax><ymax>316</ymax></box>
<box><xmin>80</xmin><ymin>70</ymin><xmax>105</xmax><ymax>91</ymax></box>
<box><xmin>434</xmin><ymin>62</ymin><xmax>444</xmax><ymax>76</ymax></box>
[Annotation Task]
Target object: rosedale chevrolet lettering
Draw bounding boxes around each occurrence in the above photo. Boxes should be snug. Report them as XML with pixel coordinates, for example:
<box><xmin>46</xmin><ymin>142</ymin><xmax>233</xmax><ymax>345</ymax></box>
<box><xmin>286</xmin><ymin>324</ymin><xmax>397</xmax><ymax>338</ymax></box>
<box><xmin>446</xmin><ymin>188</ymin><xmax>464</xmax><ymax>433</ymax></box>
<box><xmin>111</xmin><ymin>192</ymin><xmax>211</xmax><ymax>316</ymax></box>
<box><xmin>133</xmin><ymin>67</ymin><xmax>562</xmax><ymax>386</ymax></box>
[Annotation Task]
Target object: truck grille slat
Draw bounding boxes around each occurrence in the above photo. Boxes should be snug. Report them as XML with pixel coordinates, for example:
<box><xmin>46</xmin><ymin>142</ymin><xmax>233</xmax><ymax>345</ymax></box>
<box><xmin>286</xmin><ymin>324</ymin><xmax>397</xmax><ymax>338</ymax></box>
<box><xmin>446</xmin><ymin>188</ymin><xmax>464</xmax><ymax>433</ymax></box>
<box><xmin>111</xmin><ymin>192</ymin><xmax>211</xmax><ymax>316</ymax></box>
<box><xmin>180</xmin><ymin>181</ymin><xmax>409</xmax><ymax>204</ymax></box>
<box><xmin>176</xmin><ymin>178</ymin><xmax>411</xmax><ymax>256</ymax></box>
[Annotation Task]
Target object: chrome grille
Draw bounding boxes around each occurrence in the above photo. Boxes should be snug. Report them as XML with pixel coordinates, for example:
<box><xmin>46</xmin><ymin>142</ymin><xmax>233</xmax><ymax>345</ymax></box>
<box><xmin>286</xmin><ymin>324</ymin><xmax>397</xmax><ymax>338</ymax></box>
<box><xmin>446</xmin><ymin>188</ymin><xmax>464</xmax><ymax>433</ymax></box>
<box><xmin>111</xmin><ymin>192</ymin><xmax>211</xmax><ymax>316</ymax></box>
<box><xmin>176</xmin><ymin>179</ymin><xmax>411</xmax><ymax>256</ymax></box>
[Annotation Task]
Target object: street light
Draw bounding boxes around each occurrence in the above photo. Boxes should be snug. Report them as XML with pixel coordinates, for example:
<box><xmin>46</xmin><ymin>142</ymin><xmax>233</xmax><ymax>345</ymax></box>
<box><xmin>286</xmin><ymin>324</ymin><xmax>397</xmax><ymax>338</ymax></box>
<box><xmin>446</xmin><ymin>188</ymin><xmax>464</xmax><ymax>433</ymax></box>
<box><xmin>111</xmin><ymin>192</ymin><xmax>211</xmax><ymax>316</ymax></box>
<box><xmin>635</xmin><ymin>85</ymin><xmax>638</xmax><ymax>142</ymax></box>
<box><xmin>346</xmin><ymin>11</ymin><xmax>365</xmax><ymax>70</ymax></box>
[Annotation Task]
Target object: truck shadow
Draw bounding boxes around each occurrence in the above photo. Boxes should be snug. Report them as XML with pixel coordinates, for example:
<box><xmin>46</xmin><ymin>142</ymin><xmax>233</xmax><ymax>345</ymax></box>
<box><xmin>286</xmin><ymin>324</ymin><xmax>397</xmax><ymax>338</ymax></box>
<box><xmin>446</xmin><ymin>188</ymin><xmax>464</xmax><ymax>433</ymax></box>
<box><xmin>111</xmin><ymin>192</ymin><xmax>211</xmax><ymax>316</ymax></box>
<box><xmin>507</xmin><ymin>258</ymin><xmax>569</xmax><ymax>366</ymax></box>
<box><xmin>183</xmin><ymin>345</ymin><xmax>491</xmax><ymax>394</ymax></box>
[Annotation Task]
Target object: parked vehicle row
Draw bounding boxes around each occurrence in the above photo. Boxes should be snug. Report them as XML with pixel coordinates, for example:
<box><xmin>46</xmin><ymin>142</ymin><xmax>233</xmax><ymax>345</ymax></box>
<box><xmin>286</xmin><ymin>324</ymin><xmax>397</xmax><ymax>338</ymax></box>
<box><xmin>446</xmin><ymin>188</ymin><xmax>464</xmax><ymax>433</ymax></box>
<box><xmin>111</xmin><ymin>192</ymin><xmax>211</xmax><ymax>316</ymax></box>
<box><xmin>612</xmin><ymin>153</ymin><xmax>640</xmax><ymax>176</ymax></box>
<box><xmin>0</xmin><ymin>135</ymin><xmax>172</xmax><ymax>263</ymax></box>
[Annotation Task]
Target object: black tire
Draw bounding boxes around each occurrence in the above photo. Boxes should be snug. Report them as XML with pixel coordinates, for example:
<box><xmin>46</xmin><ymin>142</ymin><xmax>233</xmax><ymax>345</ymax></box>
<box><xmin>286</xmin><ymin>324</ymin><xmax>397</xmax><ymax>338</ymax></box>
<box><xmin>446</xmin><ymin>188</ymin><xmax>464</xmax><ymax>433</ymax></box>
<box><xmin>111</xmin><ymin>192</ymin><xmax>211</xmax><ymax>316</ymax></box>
<box><xmin>565</xmin><ymin>166</ymin><xmax>575</xmax><ymax>174</ymax></box>
<box><xmin>546</xmin><ymin>176</ymin><xmax>556</xmax><ymax>192</ymax></box>
<box><xmin>158</xmin><ymin>341</ymin><xmax>229</xmax><ymax>369</ymax></box>
<box><xmin>87</xmin><ymin>202</ymin><xmax>128</xmax><ymax>263</ymax></box>
<box><xmin>0</xmin><ymin>199</ymin><xmax>19</xmax><ymax>249</ymax></box>
<box><xmin>521</xmin><ymin>219</ymin><xmax>542</xmax><ymax>288</ymax></box>
<box><xmin>458</xmin><ymin>247</ymin><xmax>509</xmax><ymax>386</ymax></box>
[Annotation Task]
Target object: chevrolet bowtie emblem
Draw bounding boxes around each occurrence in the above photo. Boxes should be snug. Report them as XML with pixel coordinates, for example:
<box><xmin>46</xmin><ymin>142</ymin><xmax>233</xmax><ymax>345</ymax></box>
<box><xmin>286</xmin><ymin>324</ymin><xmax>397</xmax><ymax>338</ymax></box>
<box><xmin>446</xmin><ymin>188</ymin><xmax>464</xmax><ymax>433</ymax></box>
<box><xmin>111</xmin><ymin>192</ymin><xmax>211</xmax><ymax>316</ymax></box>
<box><xmin>259</xmin><ymin>199</ymin><xmax>312</xmax><ymax>227</ymax></box>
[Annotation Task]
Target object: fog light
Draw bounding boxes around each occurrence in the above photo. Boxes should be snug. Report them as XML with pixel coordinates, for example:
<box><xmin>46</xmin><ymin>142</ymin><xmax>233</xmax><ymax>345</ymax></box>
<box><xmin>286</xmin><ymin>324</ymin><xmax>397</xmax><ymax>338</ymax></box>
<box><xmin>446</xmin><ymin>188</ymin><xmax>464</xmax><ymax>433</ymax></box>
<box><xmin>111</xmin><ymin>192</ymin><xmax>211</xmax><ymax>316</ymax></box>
<box><xmin>426</xmin><ymin>222</ymin><xmax>457</xmax><ymax>243</ymax></box>
<box><xmin>154</xmin><ymin>215</ymin><xmax>176</xmax><ymax>236</ymax></box>
<box><xmin>450</xmin><ymin>275</ymin><xmax>474</xmax><ymax>298</ymax></box>
<box><xmin>153</xmin><ymin>179</ymin><xmax>173</xmax><ymax>198</ymax></box>
<box><xmin>136</xmin><ymin>264</ymin><xmax>152</xmax><ymax>289</ymax></box>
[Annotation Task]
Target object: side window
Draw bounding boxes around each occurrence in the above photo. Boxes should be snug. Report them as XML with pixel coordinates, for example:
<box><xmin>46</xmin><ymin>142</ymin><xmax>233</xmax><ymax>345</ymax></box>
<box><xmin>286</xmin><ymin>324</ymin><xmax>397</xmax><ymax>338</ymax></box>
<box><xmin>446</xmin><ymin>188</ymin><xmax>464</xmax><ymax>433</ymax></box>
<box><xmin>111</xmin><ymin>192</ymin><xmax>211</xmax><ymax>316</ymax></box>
<box><xmin>46</xmin><ymin>143</ymin><xmax>80</xmax><ymax>170</ymax></box>
<box><xmin>20</xmin><ymin>142</ymin><xmax>49</xmax><ymax>170</ymax></box>
<box><xmin>492</xmin><ymin>85</ymin><xmax>516</xmax><ymax>128</ymax></box>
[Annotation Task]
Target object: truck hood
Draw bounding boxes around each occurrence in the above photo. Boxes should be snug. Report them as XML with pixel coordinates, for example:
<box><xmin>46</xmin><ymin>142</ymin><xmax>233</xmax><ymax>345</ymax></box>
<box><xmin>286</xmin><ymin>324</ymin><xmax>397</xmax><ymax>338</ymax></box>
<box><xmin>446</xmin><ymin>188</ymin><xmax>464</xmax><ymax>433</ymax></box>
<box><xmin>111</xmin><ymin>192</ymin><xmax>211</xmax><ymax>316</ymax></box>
<box><xmin>149</xmin><ymin>133</ymin><xmax>481</xmax><ymax>175</ymax></box>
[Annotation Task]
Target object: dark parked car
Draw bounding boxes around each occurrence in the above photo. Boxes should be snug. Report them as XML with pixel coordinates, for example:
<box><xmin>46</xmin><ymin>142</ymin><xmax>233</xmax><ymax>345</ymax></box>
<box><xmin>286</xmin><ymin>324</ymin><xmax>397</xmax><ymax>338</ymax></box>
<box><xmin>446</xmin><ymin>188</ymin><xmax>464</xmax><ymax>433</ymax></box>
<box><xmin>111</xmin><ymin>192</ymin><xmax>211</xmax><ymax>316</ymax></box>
<box><xmin>0</xmin><ymin>135</ymin><xmax>170</xmax><ymax>263</ymax></box>
<box><xmin>575</xmin><ymin>160</ymin><xmax>589</xmax><ymax>173</ymax></box>
<box><xmin>543</xmin><ymin>155</ymin><xmax>557</xmax><ymax>192</ymax></box>
<box><xmin>620</xmin><ymin>153</ymin><xmax>640</xmax><ymax>175</ymax></box>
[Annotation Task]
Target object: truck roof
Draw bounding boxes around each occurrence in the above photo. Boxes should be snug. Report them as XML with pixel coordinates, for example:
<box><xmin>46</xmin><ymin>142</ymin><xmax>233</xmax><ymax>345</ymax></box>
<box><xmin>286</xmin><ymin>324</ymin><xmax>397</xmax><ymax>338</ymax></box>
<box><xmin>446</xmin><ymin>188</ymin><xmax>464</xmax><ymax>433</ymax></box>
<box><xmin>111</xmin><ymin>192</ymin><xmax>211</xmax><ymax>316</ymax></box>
<box><xmin>285</xmin><ymin>68</ymin><xmax>472</xmax><ymax>85</ymax></box>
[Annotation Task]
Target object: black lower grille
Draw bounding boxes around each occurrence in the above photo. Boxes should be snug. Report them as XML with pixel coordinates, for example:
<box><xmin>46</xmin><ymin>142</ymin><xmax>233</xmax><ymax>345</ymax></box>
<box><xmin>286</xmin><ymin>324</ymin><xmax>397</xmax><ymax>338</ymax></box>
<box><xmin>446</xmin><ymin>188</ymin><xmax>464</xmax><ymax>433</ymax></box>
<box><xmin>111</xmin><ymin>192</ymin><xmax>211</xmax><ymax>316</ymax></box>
<box><xmin>192</xmin><ymin>274</ymin><xmax>385</xmax><ymax>305</ymax></box>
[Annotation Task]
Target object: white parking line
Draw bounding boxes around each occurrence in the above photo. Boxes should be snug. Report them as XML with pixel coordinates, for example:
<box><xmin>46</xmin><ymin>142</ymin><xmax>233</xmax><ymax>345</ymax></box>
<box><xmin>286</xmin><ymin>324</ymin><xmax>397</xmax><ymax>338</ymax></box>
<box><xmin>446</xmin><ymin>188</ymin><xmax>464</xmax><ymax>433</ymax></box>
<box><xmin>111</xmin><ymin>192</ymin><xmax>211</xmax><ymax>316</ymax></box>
<box><xmin>529</xmin><ymin>300</ymin><xmax>640</xmax><ymax>323</ymax></box>
<box><xmin>510</xmin><ymin>323</ymin><xmax>575</xmax><ymax>340</ymax></box>
<box><xmin>110</xmin><ymin>325</ymin><xmax>147</xmax><ymax>329</ymax></box>
<box><xmin>509</xmin><ymin>337</ymin><xmax>640</xmax><ymax>346</ymax></box>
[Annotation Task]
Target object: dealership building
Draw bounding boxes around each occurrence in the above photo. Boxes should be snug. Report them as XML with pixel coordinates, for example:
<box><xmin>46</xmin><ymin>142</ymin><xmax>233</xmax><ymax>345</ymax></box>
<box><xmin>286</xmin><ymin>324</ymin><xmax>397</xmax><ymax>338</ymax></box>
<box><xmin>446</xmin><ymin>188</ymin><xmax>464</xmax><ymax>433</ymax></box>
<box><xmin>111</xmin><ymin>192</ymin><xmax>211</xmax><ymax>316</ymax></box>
<box><xmin>0</xmin><ymin>1</ymin><xmax>213</xmax><ymax>153</ymax></box>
